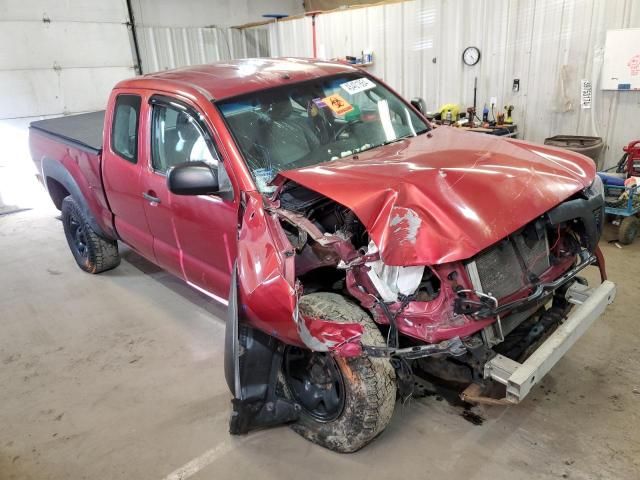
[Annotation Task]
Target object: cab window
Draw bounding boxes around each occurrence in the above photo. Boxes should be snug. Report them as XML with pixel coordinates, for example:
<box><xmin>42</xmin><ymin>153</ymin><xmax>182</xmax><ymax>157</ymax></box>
<box><xmin>111</xmin><ymin>94</ymin><xmax>141</xmax><ymax>163</ymax></box>
<box><xmin>150</xmin><ymin>103</ymin><xmax>231</xmax><ymax>191</ymax></box>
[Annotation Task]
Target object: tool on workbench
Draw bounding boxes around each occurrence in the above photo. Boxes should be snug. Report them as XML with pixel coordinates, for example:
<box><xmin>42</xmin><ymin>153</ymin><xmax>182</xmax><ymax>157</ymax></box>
<box><xmin>438</xmin><ymin>103</ymin><xmax>460</xmax><ymax>125</ymax></box>
<box><xmin>445</xmin><ymin>109</ymin><xmax>453</xmax><ymax>125</ymax></box>
<box><xmin>482</xmin><ymin>104</ymin><xmax>489</xmax><ymax>123</ymax></box>
<box><xmin>466</xmin><ymin>107</ymin><xmax>476</xmax><ymax>127</ymax></box>
<box><xmin>496</xmin><ymin>112</ymin><xmax>505</xmax><ymax>125</ymax></box>
<box><xmin>472</xmin><ymin>77</ymin><xmax>478</xmax><ymax>121</ymax></box>
<box><xmin>504</xmin><ymin>105</ymin><xmax>514</xmax><ymax>124</ymax></box>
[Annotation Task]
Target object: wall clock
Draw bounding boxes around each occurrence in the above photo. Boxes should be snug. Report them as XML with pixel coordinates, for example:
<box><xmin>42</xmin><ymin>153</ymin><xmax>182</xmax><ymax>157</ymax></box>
<box><xmin>462</xmin><ymin>46</ymin><xmax>481</xmax><ymax>66</ymax></box>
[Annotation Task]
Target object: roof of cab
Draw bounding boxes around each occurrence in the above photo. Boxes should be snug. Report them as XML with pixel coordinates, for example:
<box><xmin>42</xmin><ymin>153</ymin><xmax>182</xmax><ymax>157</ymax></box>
<box><xmin>115</xmin><ymin>57</ymin><xmax>360</xmax><ymax>101</ymax></box>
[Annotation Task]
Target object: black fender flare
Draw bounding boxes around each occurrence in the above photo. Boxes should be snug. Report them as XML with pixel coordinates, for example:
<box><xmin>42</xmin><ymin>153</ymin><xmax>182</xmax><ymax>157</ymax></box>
<box><xmin>224</xmin><ymin>261</ymin><xmax>300</xmax><ymax>434</ymax></box>
<box><xmin>41</xmin><ymin>157</ymin><xmax>113</xmax><ymax>240</ymax></box>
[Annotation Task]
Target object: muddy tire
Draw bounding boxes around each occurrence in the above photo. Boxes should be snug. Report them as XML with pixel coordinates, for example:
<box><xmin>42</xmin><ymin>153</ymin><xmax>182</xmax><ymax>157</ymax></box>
<box><xmin>619</xmin><ymin>216</ymin><xmax>639</xmax><ymax>245</ymax></box>
<box><xmin>282</xmin><ymin>293</ymin><xmax>396</xmax><ymax>453</ymax></box>
<box><xmin>61</xmin><ymin>196</ymin><xmax>120</xmax><ymax>273</ymax></box>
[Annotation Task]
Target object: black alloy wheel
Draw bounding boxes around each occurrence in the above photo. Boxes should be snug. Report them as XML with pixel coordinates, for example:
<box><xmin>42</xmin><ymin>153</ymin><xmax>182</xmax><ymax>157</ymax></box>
<box><xmin>67</xmin><ymin>212</ymin><xmax>88</xmax><ymax>258</ymax></box>
<box><xmin>283</xmin><ymin>346</ymin><xmax>346</xmax><ymax>422</ymax></box>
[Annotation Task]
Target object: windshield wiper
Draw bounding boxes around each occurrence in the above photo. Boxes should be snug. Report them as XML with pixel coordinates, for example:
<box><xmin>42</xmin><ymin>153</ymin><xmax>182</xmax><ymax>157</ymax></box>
<box><xmin>383</xmin><ymin>135</ymin><xmax>412</xmax><ymax>146</ymax></box>
<box><xmin>382</xmin><ymin>128</ymin><xmax>430</xmax><ymax>147</ymax></box>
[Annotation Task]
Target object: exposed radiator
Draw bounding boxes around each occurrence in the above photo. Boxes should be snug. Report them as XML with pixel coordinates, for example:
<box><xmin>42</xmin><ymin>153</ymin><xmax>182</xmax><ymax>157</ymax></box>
<box><xmin>466</xmin><ymin>223</ymin><xmax>550</xmax><ymax>300</ymax></box>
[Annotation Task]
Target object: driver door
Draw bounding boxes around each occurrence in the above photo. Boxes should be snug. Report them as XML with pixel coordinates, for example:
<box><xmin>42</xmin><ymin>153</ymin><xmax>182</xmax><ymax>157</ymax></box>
<box><xmin>141</xmin><ymin>95</ymin><xmax>237</xmax><ymax>300</ymax></box>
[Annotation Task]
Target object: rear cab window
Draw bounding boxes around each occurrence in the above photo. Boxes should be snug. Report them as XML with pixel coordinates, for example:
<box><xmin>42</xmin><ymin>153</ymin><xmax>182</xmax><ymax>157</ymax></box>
<box><xmin>111</xmin><ymin>94</ymin><xmax>141</xmax><ymax>163</ymax></box>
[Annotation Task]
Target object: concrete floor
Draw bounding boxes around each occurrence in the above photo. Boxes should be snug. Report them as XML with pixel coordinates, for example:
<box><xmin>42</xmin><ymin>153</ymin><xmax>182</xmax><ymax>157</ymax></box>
<box><xmin>1</xmin><ymin>206</ymin><xmax>639</xmax><ymax>480</ymax></box>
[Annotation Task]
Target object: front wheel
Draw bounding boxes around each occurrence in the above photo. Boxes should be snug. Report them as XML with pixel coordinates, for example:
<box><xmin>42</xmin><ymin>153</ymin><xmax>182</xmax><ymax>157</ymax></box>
<box><xmin>282</xmin><ymin>293</ymin><xmax>396</xmax><ymax>453</ymax></box>
<box><xmin>61</xmin><ymin>196</ymin><xmax>120</xmax><ymax>273</ymax></box>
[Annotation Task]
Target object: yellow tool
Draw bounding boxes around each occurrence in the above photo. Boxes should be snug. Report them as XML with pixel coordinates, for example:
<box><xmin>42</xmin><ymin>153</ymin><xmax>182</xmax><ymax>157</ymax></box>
<box><xmin>439</xmin><ymin>103</ymin><xmax>461</xmax><ymax>123</ymax></box>
<box><xmin>504</xmin><ymin>105</ymin><xmax>514</xmax><ymax>124</ymax></box>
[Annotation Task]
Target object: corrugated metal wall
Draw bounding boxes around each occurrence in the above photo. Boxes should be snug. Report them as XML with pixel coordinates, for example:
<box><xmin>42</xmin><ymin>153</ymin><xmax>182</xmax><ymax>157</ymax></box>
<box><xmin>130</xmin><ymin>0</ymin><xmax>304</xmax><ymax>29</ymax></box>
<box><xmin>137</xmin><ymin>26</ymin><xmax>270</xmax><ymax>73</ymax></box>
<box><xmin>267</xmin><ymin>17</ymin><xmax>314</xmax><ymax>57</ymax></box>
<box><xmin>256</xmin><ymin>0</ymin><xmax>640</xmax><ymax>168</ymax></box>
<box><xmin>4</xmin><ymin>0</ymin><xmax>637</xmax><ymax>169</ymax></box>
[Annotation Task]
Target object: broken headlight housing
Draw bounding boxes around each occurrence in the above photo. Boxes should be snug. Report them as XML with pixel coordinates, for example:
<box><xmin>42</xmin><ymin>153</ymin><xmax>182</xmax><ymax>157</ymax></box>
<box><xmin>586</xmin><ymin>174</ymin><xmax>604</xmax><ymax>199</ymax></box>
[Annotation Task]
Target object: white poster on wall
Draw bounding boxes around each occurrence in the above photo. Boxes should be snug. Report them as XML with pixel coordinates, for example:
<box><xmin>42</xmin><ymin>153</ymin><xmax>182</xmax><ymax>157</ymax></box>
<box><xmin>581</xmin><ymin>79</ymin><xmax>592</xmax><ymax>109</ymax></box>
<box><xmin>601</xmin><ymin>28</ymin><xmax>640</xmax><ymax>90</ymax></box>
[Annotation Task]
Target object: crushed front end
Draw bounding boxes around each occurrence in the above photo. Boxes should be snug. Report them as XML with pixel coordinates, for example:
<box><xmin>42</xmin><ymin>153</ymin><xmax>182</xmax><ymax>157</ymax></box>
<box><xmin>261</xmin><ymin>175</ymin><xmax>615</xmax><ymax>403</ymax></box>
<box><xmin>227</xmin><ymin>171</ymin><xmax>615</xmax><ymax>433</ymax></box>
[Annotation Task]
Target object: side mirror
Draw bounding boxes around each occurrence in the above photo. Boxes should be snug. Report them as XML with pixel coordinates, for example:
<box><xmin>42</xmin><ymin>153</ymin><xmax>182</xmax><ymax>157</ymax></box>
<box><xmin>167</xmin><ymin>161</ymin><xmax>219</xmax><ymax>196</ymax></box>
<box><xmin>411</xmin><ymin>97</ymin><xmax>427</xmax><ymax>115</ymax></box>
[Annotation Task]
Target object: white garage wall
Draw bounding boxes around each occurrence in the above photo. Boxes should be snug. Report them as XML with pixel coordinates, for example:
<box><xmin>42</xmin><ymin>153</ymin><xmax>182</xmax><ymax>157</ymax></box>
<box><xmin>136</xmin><ymin>26</ymin><xmax>271</xmax><ymax>73</ymax></box>
<box><xmin>130</xmin><ymin>0</ymin><xmax>304</xmax><ymax>28</ymax></box>
<box><xmin>2</xmin><ymin>0</ymin><xmax>637</xmax><ymax>169</ymax></box>
<box><xmin>258</xmin><ymin>0</ymin><xmax>640</xmax><ymax>169</ymax></box>
<box><xmin>0</xmin><ymin>0</ymin><xmax>136</xmax><ymax>211</ymax></box>
<box><xmin>0</xmin><ymin>0</ymin><xmax>136</xmax><ymax>120</ymax></box>
<box><xmin>131</xmin><ymin>0</ymin><xmax>301</xmax><ymax>73</ymax></box>
<box><xmin>267</xmin><ymin>16</ymin><xmax>314</xmax><ymax>57</ymax></box>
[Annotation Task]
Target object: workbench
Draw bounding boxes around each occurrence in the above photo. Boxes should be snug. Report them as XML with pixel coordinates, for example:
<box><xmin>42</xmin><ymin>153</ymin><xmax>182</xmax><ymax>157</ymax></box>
<box><xmin>460</xmin><ymin>124</ymin><xmax>518</xmax><ymax>138</ymax></box>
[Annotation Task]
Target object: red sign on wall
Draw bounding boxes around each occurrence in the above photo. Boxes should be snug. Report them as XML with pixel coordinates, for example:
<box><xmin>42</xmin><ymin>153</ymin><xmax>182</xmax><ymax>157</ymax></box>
<box><xmin>628</xmin><ymin>54</ymin><xmax>640</xmax><ymax>76</ymax></box>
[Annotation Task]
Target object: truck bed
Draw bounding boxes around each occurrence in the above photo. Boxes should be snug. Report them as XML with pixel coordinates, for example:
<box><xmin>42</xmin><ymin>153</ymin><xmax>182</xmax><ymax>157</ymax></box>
<box><xmin>30</xmin><ymin>111</ymin><xmax>105</xmax><ymax>153</ymax></box>
<box><xmin>29</xmin><ymin>109</ymin><xmax>117</xmax><ymax>239</ymax></box>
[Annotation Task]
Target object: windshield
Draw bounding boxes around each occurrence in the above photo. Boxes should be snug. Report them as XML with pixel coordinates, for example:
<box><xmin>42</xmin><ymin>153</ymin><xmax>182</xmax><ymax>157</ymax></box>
<box><xmin>217</xmin><ymin>73</ymin><xmax>429</xmax><ymax>193</ymax></box>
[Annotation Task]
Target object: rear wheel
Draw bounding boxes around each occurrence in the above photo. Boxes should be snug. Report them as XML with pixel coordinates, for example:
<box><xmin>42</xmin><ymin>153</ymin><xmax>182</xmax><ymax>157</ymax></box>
<box><xmin>282</xmin><ymin>293</ymin><xmax>396</xmax><ymax>453</ymax></box>
<box><xmin>619</xmin><ymin>216</ymin><xmax>639</xmax><ymax>245</ymax></box>
<box><xmin>61</xmin><ymin>196</ymin><xmax>120</xmax><ymax>273</ymax></box>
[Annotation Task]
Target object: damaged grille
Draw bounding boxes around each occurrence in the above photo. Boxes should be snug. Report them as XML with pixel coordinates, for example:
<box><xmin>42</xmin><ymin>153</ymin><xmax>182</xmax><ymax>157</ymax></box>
<box><xmin>467</xmin><ymin>223</ymin><xmax>549</xmax><ymax>300</ymax></box>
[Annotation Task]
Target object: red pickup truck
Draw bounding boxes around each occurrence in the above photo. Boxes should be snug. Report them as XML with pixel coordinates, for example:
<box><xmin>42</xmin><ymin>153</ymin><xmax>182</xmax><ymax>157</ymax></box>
<box><xmin>30</xmin><ymin>58</ymin><xmax>615</xmax><ymax>452</ymax></box>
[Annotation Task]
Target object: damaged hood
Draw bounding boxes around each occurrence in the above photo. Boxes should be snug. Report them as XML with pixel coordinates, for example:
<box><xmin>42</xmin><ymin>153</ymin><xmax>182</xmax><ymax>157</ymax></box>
<box><xmin>277</xmin><ymin>126</ymin><xmax>595</xmax><ymax>266</ymax></box>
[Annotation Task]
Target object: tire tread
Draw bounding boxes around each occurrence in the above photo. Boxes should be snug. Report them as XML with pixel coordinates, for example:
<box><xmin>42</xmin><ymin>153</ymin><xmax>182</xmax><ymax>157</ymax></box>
<box><xmin>289</xmin><ymin>292</ymin><xmax>395</xmax><ymax>453</ymax></box>
<box><xmin>619</xmin><ymin>216</ymin><xmax>639</xmax><ymax>245</ymax></box>
<box><xmin>61</xmin><ymin>196</ymin><xmax>120</xmax><ymax>273</ymax></box>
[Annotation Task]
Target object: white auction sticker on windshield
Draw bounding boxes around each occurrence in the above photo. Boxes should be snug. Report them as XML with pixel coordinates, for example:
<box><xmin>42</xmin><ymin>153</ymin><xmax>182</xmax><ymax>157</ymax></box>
<box><xmin>340</xmin><ymin>77</ymin><xmax>376</xmax><ymax>95</ymax></box>
<box><xmin>253</xmin><ymin>168</ymin><xmax>276</xmax><ymax>193</ymax></box>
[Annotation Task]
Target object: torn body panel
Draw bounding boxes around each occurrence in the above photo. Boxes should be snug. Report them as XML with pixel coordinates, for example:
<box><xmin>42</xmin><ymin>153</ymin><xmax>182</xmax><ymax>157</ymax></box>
<box><xmin>235</xmin><ymin>128</ymin><xmax>607</xmax><ymax>386</ymax></box>
<box><xmin>346</xmin><ymin>261</ymin><xmax>495</xmax><ymax>344</ymax></box>
<box><xmin>255</xmin><ymin>168</ymin><xmax>605</xmax><ymax>353</ymax></box>
<box><xmin>236</xmin><ymin>191</ymin><xmax>364</xmax><ymax>354</ymax></box>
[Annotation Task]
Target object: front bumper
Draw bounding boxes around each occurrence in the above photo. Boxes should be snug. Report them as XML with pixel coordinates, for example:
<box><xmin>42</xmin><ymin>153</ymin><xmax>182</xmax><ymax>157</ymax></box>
<box><xmin>482</xmin><ymin>280</ymin><xmax>616</xmax><ymax>403</ymax></box>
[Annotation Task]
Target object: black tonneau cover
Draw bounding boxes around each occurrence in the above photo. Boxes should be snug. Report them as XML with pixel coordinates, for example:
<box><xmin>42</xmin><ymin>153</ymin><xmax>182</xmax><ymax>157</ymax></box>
<box><xmin>30</xmin><ymin>111</ymin><xmax>105</xmax><ymax>153</ymax></box>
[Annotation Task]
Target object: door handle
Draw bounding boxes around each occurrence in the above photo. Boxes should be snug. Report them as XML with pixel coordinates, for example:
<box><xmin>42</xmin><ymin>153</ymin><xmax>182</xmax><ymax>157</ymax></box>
<box><xmin>142</xmin><ymin>191</ymin><xmax>161</xmax><ymax>204</ymax></box>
